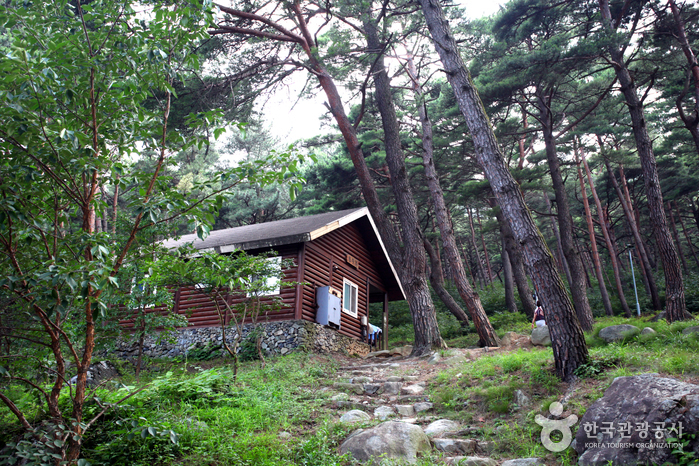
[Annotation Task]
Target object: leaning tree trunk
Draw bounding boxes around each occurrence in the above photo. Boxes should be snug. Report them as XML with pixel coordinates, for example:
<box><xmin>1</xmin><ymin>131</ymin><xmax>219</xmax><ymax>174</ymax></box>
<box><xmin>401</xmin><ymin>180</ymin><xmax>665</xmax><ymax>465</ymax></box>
<box><xmin>543</xmin><ymin>192</ymin><xmax>572</xmax><ymax>287</ymax></box>
<box><xmin>602</xmin><ymin>154</ymin><xmax>662</xmax><ymax>310</ymax></box>
<box><xmin>580</xmin><ymin>148</ymin><xmax>631</xmax><ymax>317</ymax></box>
<box><xmin>676</xmin><ymin>201</ymin><xmax>699</xmax><ymax>269</ymax></box>
<box><xmin>363</xmin><ymin>15</ymin><xmax>444</xmax><ymax>353</ymax></box>
<box><xmin>492</xmin><ymin>203</ymin><xmax>537</xmax><ymax>319</ymax></box>
<box><xmin>668</xmin><ymin>202</ymin><xmax>689</xmax><ymax>275</ymax></box>
<box><xmin>502</xmin><ymin>239</ymin><xmax>518</xmax><ymax>313</ymax></box>
<box><xmin>575</xmin><ymin>147</ymin><xmax>614</xmax><ymax>317</ymax></box>
<box><xmin>424</xmin><ymin>238</ymin><xmax>470</xmax><ymax>327</ymax></box>
<box><xmin>599</xmin><ymin>0</ymin><xmax>687</xmax><ymax>322</ymax></box>
<box><xmin>418</xmin><ymin>0</ymin><xmax>589</xmax><ymax>380</ymax></box>
<box><xmin>406</xmin><ymin>52</ymin><xmax>498</xmax><ymax>346</ymax></box>
<box><xmin>537</xmin><ymin>92</ymin><xmax>594</xmax><ymax>330</ymax></box>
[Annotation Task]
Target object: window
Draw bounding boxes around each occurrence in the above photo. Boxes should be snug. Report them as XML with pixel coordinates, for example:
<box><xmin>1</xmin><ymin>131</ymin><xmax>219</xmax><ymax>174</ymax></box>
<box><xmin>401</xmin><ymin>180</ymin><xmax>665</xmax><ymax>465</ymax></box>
<box><xmin>342</xmin><ymin>278</ymin><xmax>358</xmax><ymax>317</ymax></box>
<box><xmin>249</xmin><ymin>256</ymin><xmax>281</xmax><ymax>296</ymax></box>
<box><xmin>130</xmin><ymin>276</ymin><xmax>156</xmax><ymax>309</ymax></box>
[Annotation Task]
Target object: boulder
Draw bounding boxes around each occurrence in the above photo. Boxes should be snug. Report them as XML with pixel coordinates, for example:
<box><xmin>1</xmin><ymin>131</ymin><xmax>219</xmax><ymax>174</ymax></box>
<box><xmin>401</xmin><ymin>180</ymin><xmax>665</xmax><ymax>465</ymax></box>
<box><xmin>339</xmin><ymin>421</ymin><xmax>431</xmax><ymax>464</ymax></box>
<box><xmin>681</xmin><ymin>325</ymin><xmax>699</xmax><ymax>335</ymax></box>
<box><xmin>391</xmin><ymin>345</ymin><xmax>413</xmax><ymax>357</ymax></box>
<box><xmin>432</xmin><ymin>438</ymin><xmax>477</xmax><ymax>455</ymax></box>
<box><xmin>598</xmin><ymin>324</ymin><xmax>640</xmax><ymax>343</ymax></box>
<box><xmin>574</xmin><ymin>374</ymin><xmax>699</xmax><ymax>466</ymax></box>
<box><xmin>70</xmin><ymin>360</ymin><xmax>120</xmax><ymax>387</ymax></box>
<box><xmin>340</xmin><ymin>410</ymin><xmax>372</xmax><ymax>424</ymax></box>
<box><xmin>501</xmin><ymin>459</ymin><xmax>544</xmax><ymax>466</ymax></box>
<box><xmin>423</xmin><ymin>419</ymin><xmax>460</xmax><ymax>437</ymax></box>
<box><xmin>331</xmin><ymin>393</ymin><xmax>350</xmax><ymax>402</ymax></box>
<box><xmin>373</xmin><ymin>406</ymin><xmax>396</xmax><ymax>421</ymax></box>
<box><xmin>401</xmin><ymin>384</ymin><xmax>425</xmax><ymax>396</ymax></box>
<box><xmin>640</xmin><ymin>327</ymin><xmax>656</xmax><ymax>336</ymax></box>
<box><xmin>363</xmin><ymin>383</ymin><xmax>384</xmax><ymax>396</ymax></box>
<box><xmin>386</xmin><ymin>376</ymin><xmax>403</xmax><ymax>382</ymax></box>
<box><xmin>443</xmin><ymin>457</ymin><xmax>497</xmax><ymax>466</ymax></box>
<box><xmin>530</xmin><ymin>326</ymin><xmax>551</xmax><ymax>346</ymax></box>
<box><xmin>352</xmin><ymin>376</ymin><xmax>372</xmax><ymax>384</ymax></box>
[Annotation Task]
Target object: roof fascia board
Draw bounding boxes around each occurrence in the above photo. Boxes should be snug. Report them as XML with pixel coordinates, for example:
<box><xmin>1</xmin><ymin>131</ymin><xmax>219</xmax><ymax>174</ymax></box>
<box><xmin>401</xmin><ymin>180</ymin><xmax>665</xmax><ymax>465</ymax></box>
<box><xmin>362</xmin><ymin>210</ymin><xmax>406</xmax><ymax>300</ymax></box>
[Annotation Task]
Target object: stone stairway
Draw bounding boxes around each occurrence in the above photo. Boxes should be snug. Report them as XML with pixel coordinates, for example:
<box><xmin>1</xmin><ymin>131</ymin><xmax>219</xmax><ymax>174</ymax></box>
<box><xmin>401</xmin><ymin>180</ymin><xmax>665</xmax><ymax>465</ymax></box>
<box><xmin>327</xmin><ymin>357</ymin><xmax>515</xmax><ymax>465</ymax></box>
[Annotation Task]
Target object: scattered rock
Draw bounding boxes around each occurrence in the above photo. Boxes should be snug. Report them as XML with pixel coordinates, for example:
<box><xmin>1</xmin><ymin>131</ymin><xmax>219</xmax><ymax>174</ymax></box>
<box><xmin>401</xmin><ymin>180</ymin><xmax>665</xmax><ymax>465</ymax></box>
<box><xmin>413</xmin><ymin>402</ymin><xmax>433</xmax><ymax>413</ymax></box>
<box><xmin>363</xmin><ymin>383</ymin><xmax>384</xmax><ymax>395</ymax></box>
<box><xmin>443</xmin><ymin>456</ymin><xmax>497</xmax><ymax>466</ymax></box>
<box><xmin>530</xmin><ymin>326</ymin><xmax>551</xmax><ymax>346</ymax></box>
<box><xmin>386</xmin><ymin>376</ymin><xmax>403</xmax><ymax>382</ymax></box>
<box><xmin>333</xmin><ymin>382</ymin><xmax>364</xmax><ymax>395</ymax></box>
<box><xmin>640</xmin><ymin>327</ymin><xmax>656</xmax><ymax>335</ymax></box>
<box><xmin>501</xmin><ymin>459</ymin><xmax>544</xmax><ymax>466</ymax></box>
<box><xmin>383</xmin><ymin>382</ymin><xmax>403</xmax><ymax>395</ymax></box>
<box><xmin>513</xmin><ymin>390</ymin><xmax>531</xmax><ymax>408</ymax></box>
<box><xmin>401</xmin><ymin>384</ymin><xmax>425</xmax><ymax>396</ymax></box>
<box><xmin>374</xmin><ymin>406</ymin><xmax>396</xmax><ymax>421</ymax></box>
<box><xmin>681</xmin><ymin>325</ymin><xmax>699</xmax><ymax>335</ymax></box>
<box><xmin>278</xmin><ymin>431</ymin><xmax>292</xmax><ymax>440</ymax></box>
<box><xmin>476</xmin><ymin>441</ymin><xmax>496</xmax><ymax>455</ymax></box>
<box><xmin>427</xmin><ymin>352</ymin><xmax>442</xmax><ymax>364</ymax></box>
<box><xmin>351</xmin><ymin>376</ymin><xmax>372</xmax><ymax>384</ymax></box>
<box><xmin>423</xmin><ymin>419</ymin><xmax>460</xmax><ymax>437</ymax></box>
<box><xmin>432</xmin><ymin>438</ymin><xmax>477</xmax><ymax>455</ymax></box>
<box><xmin>574</xmin><ymin>374</ymin><xmax>699</xmax><ymax>466</ymax></box>
<box><xmin>598</xmin><ymin>324</ymin><xmax>640</xmax><ymax>343</ymax></box>
<box><xmin>339</xmin><ymin>421</ymin><xmax>431</xmax><ymax>464</ymax></box>
<box><xmin>331</xmin><ymin>393</ymin><xmax>350</xmax><ymax>402</ymax></box>
<box><xmin>339</xmin><ymin>410</ymin><xmax>372</xmax><ymax>424</ymax></box>
<box><xmin>395</xmin><ymin>404</ymin><xmax>416</xmax><ymax>417</ymax></box>
<box><xmin>70</xmin><ymin>360</ymin><xmax>120</xmax><ymax>387</ymax></box>
<box><xmin>391</xmin><ymin>345</ymin><xmax>413</xmax><ymax>357</ymax></box>
<box><xmin>403</xmin><ymin>375</ymin><xmax>419</xmax><ymax>382</ymax></box>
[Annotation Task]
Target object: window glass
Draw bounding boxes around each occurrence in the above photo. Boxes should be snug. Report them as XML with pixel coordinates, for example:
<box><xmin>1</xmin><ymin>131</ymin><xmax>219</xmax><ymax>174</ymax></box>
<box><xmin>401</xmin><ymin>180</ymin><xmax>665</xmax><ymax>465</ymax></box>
<box><xmin>342</xmin><ymin>278</ymin><xmax>358</xmax><ymax>317</ymax></box>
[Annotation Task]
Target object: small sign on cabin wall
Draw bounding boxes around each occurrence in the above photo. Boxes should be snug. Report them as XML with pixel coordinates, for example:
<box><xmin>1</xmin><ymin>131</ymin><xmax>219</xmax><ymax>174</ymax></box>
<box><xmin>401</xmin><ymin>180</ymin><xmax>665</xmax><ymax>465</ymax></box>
<box><xmin>345</xmin><ymin>254</ymin><xmax>360</xmax><ymax>269</ymax></box>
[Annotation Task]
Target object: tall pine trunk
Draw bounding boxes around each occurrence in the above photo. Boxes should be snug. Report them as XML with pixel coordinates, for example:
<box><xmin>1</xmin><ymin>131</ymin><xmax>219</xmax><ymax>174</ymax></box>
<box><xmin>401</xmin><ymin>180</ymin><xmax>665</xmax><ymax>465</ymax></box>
<box><xmin>537</xmin><ymin>92</ymin><xmax>594</xmax><ymax>330</ymax></box>
<box><xmin>424</xmin><ymin>238</ymin><xmax>470</xmax><ymax>327</ymax></box>
<box><xmin>575</xmin><ymin>146</ymin><xmax>613</xmax><ymax>316</ymax></box>
<box><xmin>406</xmin><ymin>52</ymin><xmax>498</xmax><ymax>345</ymax></box>
<box><xmin>580</xmin><ymin>148</ymin><xmax>631</xmax><ymax>317</ymax></box>
<box><xmin>676</xmin><ymin>201</ymin><xmax>699</xmax><ymax>269</ymax></box>
<box><xmin>362</xmin><ymin>15</ymin><xmax>443</xmax><ymax>353</ymax></box>
<box><xmin>601</xmin><ymin>153</ymin><xmax>662</xmax><ymax>310</ymax></box>
<box><xmin>418</xmin><ymin>0</ymin><xmax>589</xmax><ymax>380</ymax></box>
<box><xmin>599</xmin><ymin>0</ymin><xmax>687</xmax><ymax>322</ymax></box>
<box><xmin>502</xmin><ymin>239</ymin><xmax>518</xmax><ymax>313</ymax></box>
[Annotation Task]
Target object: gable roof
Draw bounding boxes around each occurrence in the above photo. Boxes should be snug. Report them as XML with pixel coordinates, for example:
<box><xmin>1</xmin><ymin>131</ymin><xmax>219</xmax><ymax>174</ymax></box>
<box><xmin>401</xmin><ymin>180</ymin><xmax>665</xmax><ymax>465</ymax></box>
<box><xmin>163</xmin><ymin>207</ymin><xmax>405</xmax><ymax>300</ymax></box>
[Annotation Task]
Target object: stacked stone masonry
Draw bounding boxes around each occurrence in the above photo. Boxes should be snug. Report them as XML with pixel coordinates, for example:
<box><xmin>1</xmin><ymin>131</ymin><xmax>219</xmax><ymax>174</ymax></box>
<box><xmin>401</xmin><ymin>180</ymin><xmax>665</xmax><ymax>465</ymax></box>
<box><xmin>114</xmin><ymin>320</ymin><xmax>370</xmax><ymax>360</ymax></box>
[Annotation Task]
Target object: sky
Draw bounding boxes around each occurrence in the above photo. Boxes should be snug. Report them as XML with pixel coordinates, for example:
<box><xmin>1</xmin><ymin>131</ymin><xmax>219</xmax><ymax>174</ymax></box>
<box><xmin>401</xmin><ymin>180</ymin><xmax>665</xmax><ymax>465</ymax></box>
<box><xmin>257</xmin><ymin>0</ymin><xmax>506</xmax><ymax>145</ymax></box>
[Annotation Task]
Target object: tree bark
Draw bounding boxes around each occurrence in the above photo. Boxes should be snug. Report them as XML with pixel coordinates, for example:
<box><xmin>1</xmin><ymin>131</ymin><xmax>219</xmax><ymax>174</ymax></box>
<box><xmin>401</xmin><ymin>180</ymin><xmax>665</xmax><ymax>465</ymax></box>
<box><xmin>676</xmin><ymin>200</ymin><xmax>699</xmax><ymax>269</ymax></box>
<box><xmin>476</xmin><ymin>206</ymin><xmax>494</xmax><ymax>285</ymax></box>
<box><xmin>581</xmin><ymin>147</ymin><xmax>631</xmax><ymax>317</ymax></box>
<box><xmin>599</xmin><ymin>0</ymin><xmax>687</xmax><ymax>322</ymax></box>
<box><xmin>424</xmin><ymin>238</ymin><xmax>470</xmax><ymax>327</ymax></box>
<box><xmin>668</xmin><ymin>201</ymin><xmax>689</xmax><ymax>274</ymax></box>
<box><xmin>537</xmin><ymin>92</ymin><xmax>595</xmax><ymax>329</ymax></box>
<box><xmin>543</xmin><ymin>192</ymin><xmax>572</xmax><ymax>287</ymax></box>
<box><xmin>419</xmin><ymin>0</ymin><xmax>589</xmax><ymax>380</ymax></box>
<box><xmin>362</xmin><ymin>15</ymin><xmax>444</xmax><ymax>353</ymax></box>
<box><xmin>575</xmin><ymin>145</ymin><xmax>614</xmax><ymax>316</ymax></box>
<box><xmin>601</xmin><ymin>154</ymin><xmax>661</xmax><ymax>310</ymax></box>
<box><xmin>502</xmin><ymin>238</ymin><xmax>518</xmax><ymax>313</ymax></box>
<box><xmin>492</xmin><ymin>203</ymin><xmax>537</xmax><ymax>319</ymax></box>
<box><xmin>405</xmin><ymin>51</ymin><xmax>498</xmax><ymax>346</ymax></box>
<box><xmin>668</xmin><ymin>0</ymin><xmax>699</xmax><ymax>155</ymax></box>
<box><xmin>468</xmin><ymin>207</ymin><xmax>486</xmax><ymax>288</ymax></box>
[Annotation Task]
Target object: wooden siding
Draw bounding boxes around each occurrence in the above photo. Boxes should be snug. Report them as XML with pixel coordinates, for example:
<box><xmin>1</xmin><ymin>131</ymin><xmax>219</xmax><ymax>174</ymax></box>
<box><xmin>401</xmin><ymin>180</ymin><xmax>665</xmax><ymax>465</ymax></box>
<box><xmin>301</xmin><ymin>222</ymin><xmax>387</xmax><ymax>340</ymax></box>
<box><xmin>121</xmin><ymin>246</ymin><xmax>299</xmax><ymax>329</ymax></box>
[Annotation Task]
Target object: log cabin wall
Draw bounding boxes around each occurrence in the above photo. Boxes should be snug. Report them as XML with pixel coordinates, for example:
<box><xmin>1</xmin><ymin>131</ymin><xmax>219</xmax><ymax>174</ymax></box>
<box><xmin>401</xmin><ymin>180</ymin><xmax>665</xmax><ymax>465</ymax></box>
<box><xmin>119</xmin><ymin>245</ymin><xmax>301</xmax><ymax>329</ymax></box>
<box><xmin>301</xmin><ymin>222</ymin><xmax>387</xmax><ymax>340</ymax></box>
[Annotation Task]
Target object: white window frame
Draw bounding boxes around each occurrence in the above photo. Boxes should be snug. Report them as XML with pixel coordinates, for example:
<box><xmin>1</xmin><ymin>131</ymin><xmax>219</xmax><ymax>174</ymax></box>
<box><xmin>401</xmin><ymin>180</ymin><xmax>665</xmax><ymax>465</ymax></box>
<box><xmin>342</xmin><ymin>278</ymin><xmax>358</xmax><ymax>318</ymax></box>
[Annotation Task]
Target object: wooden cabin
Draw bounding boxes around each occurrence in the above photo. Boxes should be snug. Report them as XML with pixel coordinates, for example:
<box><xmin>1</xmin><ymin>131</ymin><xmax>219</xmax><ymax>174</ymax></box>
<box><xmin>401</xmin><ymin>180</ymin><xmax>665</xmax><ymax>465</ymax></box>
<box><xmin>161</xmin><ymin>207</ymin><xmax>405</xmax><ymax>347</ymax></box>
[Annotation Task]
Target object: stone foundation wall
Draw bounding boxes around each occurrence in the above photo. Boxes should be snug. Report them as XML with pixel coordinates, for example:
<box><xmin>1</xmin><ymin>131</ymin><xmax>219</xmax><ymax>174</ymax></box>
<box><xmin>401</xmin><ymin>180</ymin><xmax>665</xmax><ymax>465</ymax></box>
<box><xmin>114</xmin><ymin>320</ymin><xmax>369</xmax><ymax>360</ymax></box>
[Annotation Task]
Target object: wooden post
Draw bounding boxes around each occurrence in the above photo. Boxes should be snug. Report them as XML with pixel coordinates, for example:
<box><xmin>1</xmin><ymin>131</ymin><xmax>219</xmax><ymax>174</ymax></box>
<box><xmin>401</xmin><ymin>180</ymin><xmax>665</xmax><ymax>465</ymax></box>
<box><xmin>294</xmin><ymin>243</ymin><xmax>306</xmax><ymax>320</ymax></box>
<box><xmin>383</xmin><ymin>293</ymin><xmax>388</xmax><ymax>351</ymax></box>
